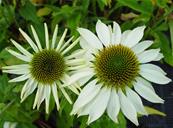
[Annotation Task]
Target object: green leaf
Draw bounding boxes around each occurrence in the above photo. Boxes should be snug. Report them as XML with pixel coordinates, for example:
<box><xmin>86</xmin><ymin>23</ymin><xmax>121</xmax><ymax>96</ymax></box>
<box><xmin>117</xmin><ymin>0</ymin><xmax>153</xmax><ymax>15</ymax></box>
<box><xmin>144</xmin><ymin>106</ymin><xmax>166</xmax><ymax>116</ymax></box>
<box><xmin>168</xmin><ymin>20</ymin><xmax>173</xmax><ymax>55</ymax></box>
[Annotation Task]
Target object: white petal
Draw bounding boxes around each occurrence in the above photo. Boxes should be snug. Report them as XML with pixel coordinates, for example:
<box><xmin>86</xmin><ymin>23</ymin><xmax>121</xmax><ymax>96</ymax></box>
<box><xmin>21</xmin><ymin>80</ymin><xmax>37</xmax><ymax>102</ymax></box>
<box><xmin>3</xmin><ymin>68</ymin><xmax>29</xmax><ymax>75</ymax></box>
<box><xmin>107</xmin><ymin>88</ymin><xmax>120</xmax><ymax>123</ymax></box>
<box><xmin>118</xmin><ymin>89</ymin><xmax>139</xmax><ymax>126</ymax></box>
<box><xmin>96</xmin><ymin>20</ymin><xmax>110</xmax><ymax>46</ymax></box>
<box><xmin>134</xmin><ymin>79</ymin><xmax>164</xmax><ymax>103</ymax></box>
<box><xmin>111</xmin><ymin>21</ymin><xmax>121</xmax><ymax>44</ymax></box>
<box><xmin>45</xmin><ymin>85</ymin><xmax>51</xmax><ymax>113</ymax></box>
<box><xmin>30</xmin><ymin>25</ymin><xmax>42</xmax><ymax>50</ymax></box>
<box><xmin>126</xmin><ymin>86</ymin><xmax>147</xmax><ymax>115</ymax></box>
<box><xmin>19</xmin><ymin>28</ymin><xmax>38</xmax><ymax>52</ymax></box>
<box><xmin>51</xmin><ymin>24</ymin><xmax>58</xmax><ymax>49</ymax></box>
<box><xmin>120</xmin><ymin>30</ymin><xmax>131</xmax><ymax>44</ymax></box>
<box><xmin>56</xmin><ymin>29</ymin><xmax>68</xmax><ymax>51</ymax></box>
<box><xmin>136</xmin><ymin>77</ymin><xmax>155</xmax><ymax>92</ymax></box>
<box><xmin>58</xmin><ymin>83</ymin><xmax>72</xmax><ymax>104</ymax></box>
<box><xmin>71</xmin><ymin>80</ymin><xmax>101</xmax><ymax>115</ymax></box>
<box><xmin>2</xmin><ymin>64</ymin><xmax>29</xmax><ymax>70</ymax></box>
<box><xmin>7</xmin><ymin>49</ymin><xmax>31</xmax><ymax>62</ymax></box>
<box><xmin>140</xmin><ymin>64</ymin><xmax>171</xmax><ymax>84</ymax></box>
<box><xmin>9</xmin><ymin>73</ymin><xmax>30</xmax><ymax>82</ymax></box>
<box><xmin>137</xmin><ymin>49</ymin><xmax>160</xmax><ymax>63</ymax></box>
<box><xmin>141</xmin><ymin>63</ymin><xmax>167</xmax><ymax>75</ymax></box>
<box><xmin>11</xmin><ymin>39</ymin><xmax>33</xmax><ymax>58</ymax></box>
<box><xmin>66</xmin><ymin>69</ymin><xmax>94</xmax><ymax>86</ymax></box>
<box><xmin>87</xmin><ymin>87</ymin><xmax>111</xmax><ymax>124</ymax></box>
<box><xmin>44</xmin><ymin>23</ymin><xmax>49</xmax><ymax>49</ymax></box>
<box><xmin>52</xmin><ymin>83</ymin><xmax>60</xmax><ymax>110</ymax></box>
<box><xmin>78</xmin><ymin>28</ymin><xmax>103</xmax><ymax>49</ymax></box>
<box><xmin>60</xmin><ymin>36</ymin><xmax>74</xmax><ymax>52</ymax></box>
<box><xmin>154</xmin><ymin>53</ymin><xmax>164</xmax><ymax>61</ymax></box>
<box><xmin>122</xmin><ymin>26</ymin><xmax>145</xmax><ymax>48</ymax></box>
<box><xmin>132</xmin><ymin>40</ymin><xmax>153</xmax><ymax>54</ymax></box>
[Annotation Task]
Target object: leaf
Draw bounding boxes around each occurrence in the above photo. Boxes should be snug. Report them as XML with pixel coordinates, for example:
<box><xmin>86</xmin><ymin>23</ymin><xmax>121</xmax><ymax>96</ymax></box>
<box><xmin>37</xmin><ymin>7</ymin><xmax>52</xmax><ymax>17</ymax></box>
<box><xmin>144</xmin><ymin>106</ymin><xmax>166</xmax><ymax>116</ymax></box>
<box><xmin>168</xmin><ymin>20</ymin><xmax>173</xmax><ymax>56</ymax></box>
<box><xmin>117</xmin><ymin>0</ymin><xmax>153</xmax><ymax>15</ymax></box>
<box><xmin>19</xmin><ymin>1</ymin><xmax>40</xmax><ymax>24</ymax></box>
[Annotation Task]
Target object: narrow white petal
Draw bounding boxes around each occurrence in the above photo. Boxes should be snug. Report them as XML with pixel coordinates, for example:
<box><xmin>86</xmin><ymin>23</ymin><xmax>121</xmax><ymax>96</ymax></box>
<box><xmin>96</xmin><ymin>20</ymin><xmax>110</xmax><ymax>46</ymax></box>
<box><xmin>107</xmin><ymin>88</ymin><xmax>120</xmax><ymax>123</ymax></box>
<box><xmin>136</xmin><ymin>77</ymin><xmax>155</xmax><ymax>92</ymax></box>
<box><xmin>30</xmin><ymin>25</ymin><xmax>42</xmax><ymax>50</ymax></box>
<box><xmin>62</xmin><ymin>37</ymin><xmax>80</xmax><ymax>55</ymax></box>
<box><xmin>71</xmin><ymin>80</ymin><xmax>101</xmax><ymax>115</ymax></box>
<box><xmin>11</xmin><ymin>39</ymin><xmax>33</xmax><ymax>58</ymax></box>
<box><xmin>9</xmin><ymin>73</ymin><xmax>30</xmax><ymax>82</ymax></box>
<box><xmin>120</xmin><ymin>30</ymin><xmax>131</xmax><ymax>44</ymax></box>
<box><xmin>112</xmin><ymin>21</ymin><xmax>121</xmax><ymax>44</ymax></box>
<box><xmin>118</xmin><ymin>89</ymin><xmax>139</xmax><ymax>126</ymax></box>
<box><xmin>132</xmin><ymin>40</ymin><xmax>153</xmax><ymax>54</ymax></box>
<box><xmin>60</xmin><ymin>36</ymin><xmax>74</xmax><ymax>52</ymax></box>
<box><xmin>65</xmin><ymin>49</ymin><xmax>86</xmax><ymax>60</ymax></box>
<box><xmin>51</xmin><ymin>24</ymin><xmax>58</xmax><ymax>49</ymax></box>
<box><xmin>58</xmin><ymin>83</ymin><xmax>72</xmax><ymax>104</ymax></box>
<box><xmin>87</xmin><ymin>87</ymin><xmax>111</xmax><ymax>124</ymax></box>
<box><xmin>21</xmin><ymin>80</ymin><xmax>37</xmax><ymax>102</ymax></box>
<box><xmin>134</xmin><ymin>79</ymin><xmax>164</xmax><ymax>103</ymax></box>
<box><xmin>33</xmin><ymin>84</ymin><xmax>45</xmax><ymax>109</ymax></box>
<box><xmin>52</xmin><ymin>83</ymin><xmax>60</xmax><ymax>110</ymax></box>
<box><xmin>45</xmin><ymin>86</ymin><xmax>51</xmax><ymax>113</ymax></box>
<box><xmin>2</xmin><ymin>64</ymin><xmax>29</xmax><ymax>70</ymax></box>
<box><xmin>44</xmin><ymin>23</ymin><xmax>49</xmax><ymax>49</ymax></box>
<box><xmin>137</xmin><ymin>49</ymin><xmax>160</xmax><ymax>63</ymax></box>
<box><xmin>3</xmin><ymin>122</ymin><xmax>10</xmax><ymax>128</ymax></box>
<box><xmin>78</xmin><ymin>28</ymin><xmax>103</xmax><ymax>49</ymax></box>
<box><xmin>3</xmin><ymin>68</ymin><xmax>29</xmax><ymax>75</ymax></box>
<box><xmin>122</xmin><ymin>26</ymin><xmax>146</xmax><ymax>48</ymax></box>
<box><xmin>56</xmin><ymin>29</ymin><xmax>68</xmax><ymax>51</ymax></box>
<box><xmin>126</xmin><ymin>86</ymin><xmax>147</xmax><ymax>115</ymax></box>
<box><xmin>140</xmin><ymin>64</ymin><xmax>171</xmax><ymax>84</ymax></box>
<box><xmin>7</xmin><ymin>49</ymin><xmax>31</xmax><ymax>62</ymax></box>
<box><xmin>19</xmin><ymin>28</ymin><xmax>38</xmax><ymax>52</ymax></box>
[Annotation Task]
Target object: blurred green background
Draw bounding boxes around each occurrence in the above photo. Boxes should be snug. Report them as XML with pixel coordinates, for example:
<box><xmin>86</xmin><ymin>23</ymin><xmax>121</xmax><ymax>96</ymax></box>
<box><xmin>0</xmin><ymin>0</ymin><xmax>173</xmax><ymax>128</ymax></box>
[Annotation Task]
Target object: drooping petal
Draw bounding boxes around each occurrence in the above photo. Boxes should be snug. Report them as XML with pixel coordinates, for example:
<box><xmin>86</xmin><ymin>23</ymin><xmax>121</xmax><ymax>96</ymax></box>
<box><xmin>96</xmin><ymin>20</ymin><xmax>110</xmax><ymax>46</ymax></box>
<box><xmin>140</xmin><ymin>64</ymin><xmax>171</xmax><ymax>84</ymax></box>
<box><xmin>122</xmin><ymin>26</ymin><xmax>145</xmax><ymax>48</ymax></box>
<box><xmin>134</xmin><ymin>79</ymin><xmax>164</xmax><ymax>103</ymax></box>
<box><xmin>45</xmin><ymin>85</ymin><xmax>51</xmax><ymax>113</ymax></box>
<box><xmin>137</xmin><ymin>49</ymin><xmax>160</xmax><ymax>63</ymax></box>
<box><xmin>9</xmin><ymin>73</ymin><xmax>30</xmax><ymax>82</ymax></box>
<box><xmin>126</xmin><ymin>86</ymin><xmax>147</xmax><ymax>115</ymax></box>
<box><xmin>118</xmin><ymin>89</ymin><xmax>139</xmax><ymax>126</ymax></box>
<box><xmin>107</xmin><ymin>88</ymin><xmax>120</xmax><ymax>123</ymax></box>
<box><xmin>111</xmin><ymin>21</ymin><xmax>121</xmax><ymax>44</ymax></box>
<box><xmin>71</xmin><ymin>80</ymin><xmax>101</xmax><ymax>115</ymax></box>
<box><xmin>78</xmin><ymin>28</ymin><xmax>103</xmax><ymax>49</ymax></box>
<box><xmin>132</xmin><ymin>40</ymin><xmax>153</xmax><ymax>54</ymax></box>
<box><xmin>52</xmin><ymin>83</ymin><xmax>60</xmax><ymax>110</ymax></box>
<box><xmin>87</xmin><ymin>87</ymin><xmax>111</xmax><ymax>124</ymax></box>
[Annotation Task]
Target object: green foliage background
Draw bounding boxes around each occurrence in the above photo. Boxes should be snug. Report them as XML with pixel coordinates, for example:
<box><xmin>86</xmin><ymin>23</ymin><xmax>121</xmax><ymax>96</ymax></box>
<box><xmin>0</xmin><ymin>0</ymin><xmax>173</xmax><ymax>127</ymax></box>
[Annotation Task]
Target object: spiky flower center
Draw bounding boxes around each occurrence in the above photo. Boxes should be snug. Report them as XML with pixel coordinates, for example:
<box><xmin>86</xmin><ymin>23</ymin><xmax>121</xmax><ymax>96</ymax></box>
<box><xmin>30</xmin><ymin>49</ymin><xmax>65</xmax><ymax>85</ymax></box>
<box><xmin>94</xmin><ymin>44</ymin><xmax>139</xmax><ymax>88</ymax></box>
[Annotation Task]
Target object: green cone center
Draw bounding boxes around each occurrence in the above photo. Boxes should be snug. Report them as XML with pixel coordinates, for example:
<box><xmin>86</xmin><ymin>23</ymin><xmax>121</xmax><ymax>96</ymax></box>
<box><xmin>94</xmin><ymin>44</ymin><xmax>139</xmax><ymax>88</ymax></box>
<box><xmin>30</xmin><ymin>49</ymin><xmax>65</xmax><ymax>84</ymax></box>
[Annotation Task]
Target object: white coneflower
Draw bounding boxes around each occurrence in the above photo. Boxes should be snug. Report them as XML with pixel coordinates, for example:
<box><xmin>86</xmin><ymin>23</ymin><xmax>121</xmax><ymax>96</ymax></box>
<box><xmin>2</xmin><ymin>23</ymin><xmax>85</xmax><ymax>113</ymax></box>
<box><xmin>70</xmin><ymin>20</ymin><xmax>171</xmax><ymax>125</ymax></box>
<box><xmin>3</xmin><ymin>121</ymin><xmax>17</xmax><ymax>128</ymax></box>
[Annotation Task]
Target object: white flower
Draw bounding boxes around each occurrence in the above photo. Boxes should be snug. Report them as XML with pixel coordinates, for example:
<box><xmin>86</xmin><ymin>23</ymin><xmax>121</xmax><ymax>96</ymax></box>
<box><xmin>2</xmin><ymin>23</ymin><xmax>86</xmax><ymax>113</ymax></box>
<box><xmin>70</xmin><ymin>20</ymin><xmax>171</xmax><ymax>125</ymax></box>
<box><xmin>3</xmin><ymin>121</ymin><xmax>17</xmax><ymax>128</ymax></box>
